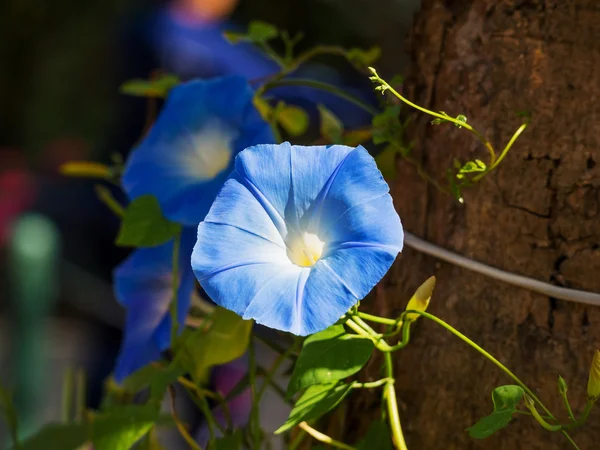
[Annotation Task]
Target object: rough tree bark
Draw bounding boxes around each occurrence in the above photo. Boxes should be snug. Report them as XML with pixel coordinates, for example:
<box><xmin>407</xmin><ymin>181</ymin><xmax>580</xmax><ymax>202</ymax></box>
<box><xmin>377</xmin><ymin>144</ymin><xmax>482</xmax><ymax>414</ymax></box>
<box><xmin>350</xmin><ymin>1</ymin><xmax>600</xmax><ymax>449</ymax></box>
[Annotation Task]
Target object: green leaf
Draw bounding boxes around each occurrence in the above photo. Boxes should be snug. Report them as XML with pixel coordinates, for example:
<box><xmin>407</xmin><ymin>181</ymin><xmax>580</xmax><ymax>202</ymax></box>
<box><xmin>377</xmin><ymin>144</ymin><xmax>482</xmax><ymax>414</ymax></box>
<box><xmin>248</xmin><ymin>20</ymin><xmax>278</xmax><ymax>42</ymax></box>
<box><xmin>356</xmin><ymin>420</ymin><xmax>393</xmax><ymax>450</ymax></box>
<box><xmin>275</xmin><ymin>382</ymin><xmax>353</xmax><ymax>434</ymax></box>
<box><xmin>275</xmin><ymin>104</ymin><xmax>309</xmax><ymax>137</ymax></box>
<box><xmin>467</xmin><ymin>385</ymin><xmax>524</xmax><ymax>439</ymax></box>
<box><xmin>454</xmin><ymin>114</ymin><xmax>468</xmax><ymax>128</ymax></box>
<box><xmin>17</xmin><ymin>423</ymin><xmax>89</xmax><ymax>450</ymax></box>
<box><xmin>175</xmin><ymin>307</ymin><xmax>252</xmax><ymax>382</ymax></box>
<box><xmin>347</xmin><ymin>46</ymin><xmax>381</xmax><ymax>68</ymax></box>
<box><xmin>93</xmin><ymin>405</ymin><xmax>173</xmax><ymax>450</ymax></box>
<box><xmin>116</xmin><ymin>195</ymin><xmax>181</xmax><ymax>247</ymax></box>
<box><xmin>317</xmin><ymin>104</ymin><xmax>344</xmax><ymax>144</ymax></box>
<box><xmin>287</xmin><ymin>325</ymin><xmax>373</xmax><ymax>395</ymax></box>
<box><xmin>375</xmin><ymin>147</ymin><xmax>398</xmax><ymax>180</ymax></box>
<box><xmin>223</xmin><ymin>31</ymin><xmax>248</xmax><ymax>44</ymax></box>
<box><xmin>0</xmin><ymin>383</ymin><xmax>20</xmax><ymax>447</ymax></box>
<box><xmin>372</xmin><ymin>106</ymin><xmax>404</xmax><ymax>146</ymax></box>
<box><xmin>456</xmin><ymin>159</ymin><xmax>486</xmax><ymax>180</ymax></box>
<box><xmin>208</xmin><ymin>430</ymin><xmax>243</xmax><ymax>450</ymax></box>
<box><xmin>120</xmin><ymin>74</ymin><xmax>180</xmax><ymax>98</ymax></box>
<box><xmin>121</xmin><ymin>363</ymin><xmax>186</xmax><ymax>402</ymax></box>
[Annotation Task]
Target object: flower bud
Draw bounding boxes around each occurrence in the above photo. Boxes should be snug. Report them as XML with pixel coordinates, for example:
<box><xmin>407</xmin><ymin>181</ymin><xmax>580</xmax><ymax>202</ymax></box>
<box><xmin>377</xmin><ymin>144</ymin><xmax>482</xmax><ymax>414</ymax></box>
<box><xmin>60</xmin><ymin>161</ymin><xmax>111</xmax><ymax>179</ymax></box>
<box><xmin>587</xmin><ymin>350</ymin><xmax>600</xmax><ymax>401</ymax></box>
<box><xmin>404</xmin><ymin>276</ymin><xmax>436</xmax><ymax>322</ymax></box>
<box><xmin>558</xmin><ymin>375</ymin><xmax>568</xmax><ymax>395</ymax></box>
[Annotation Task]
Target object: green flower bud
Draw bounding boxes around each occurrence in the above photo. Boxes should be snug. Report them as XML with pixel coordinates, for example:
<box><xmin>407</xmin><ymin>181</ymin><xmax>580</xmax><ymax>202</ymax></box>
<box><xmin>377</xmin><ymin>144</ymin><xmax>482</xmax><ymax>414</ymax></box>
<box><xmin>587</xmin><ymin>350</ymin><xmax>600</xmax><ymax>401</ymax></box>
<box><xmin>405</xmin><ymin>276</ymin><xmax>436</xmax><ymax>322</ymax></box>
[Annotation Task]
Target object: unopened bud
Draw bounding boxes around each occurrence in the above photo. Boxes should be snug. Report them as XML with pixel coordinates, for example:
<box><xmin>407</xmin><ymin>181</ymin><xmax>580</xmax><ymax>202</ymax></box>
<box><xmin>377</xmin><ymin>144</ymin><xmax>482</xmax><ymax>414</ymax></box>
<box><xmin>558</xmin><ymin>375</ymin><xmax>568</xmax><ymax>395</ymax></box>
<box><xmin>587</xmin><ymin>350</ymin><xmax>600</xmax><ymax>401</ymax></box>
<box><xmin>405</xmin><ymin>276</ymin><xmax>436</xmax><ymax>322</ymax></box>
<box><xmin>60</xmin><ymin>161</ymin><xmax>111</xmax><ymax>179</ymax></box>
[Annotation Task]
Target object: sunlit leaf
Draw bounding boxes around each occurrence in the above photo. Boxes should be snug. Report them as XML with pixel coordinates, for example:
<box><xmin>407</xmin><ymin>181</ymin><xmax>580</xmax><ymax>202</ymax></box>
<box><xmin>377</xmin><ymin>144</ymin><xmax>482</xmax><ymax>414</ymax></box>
<box><xmin>275</xmin><ymin>382</ymin><xmax>353</xmax><ymax>434</ymax></box>
<box><xmin>93</xmin><ymin>406</ymin><xmax>173</xmax><ymax>450</ymax></box>
<box><xmin>174</xmin><ymin>308</ymin><xmax>252</xmax><ymax>382</ymax></box>
<box><xmin>467</xmin><ymin>385</ymin><xmax>524</xmax><ymax>439</ymax></box>
<box><xmin>120</xmin><ymin>74</ymin><xmax>180</xmax><ymax>98</ymax></box>
<box><xmin>317</xmin><ymin>104</ymin><xmax>343</xmax><ymax>144</ymax></box>
<box><xmin>347</xmin><ymin>46</ymin><xmax>381</xmax><ymax>68</ymax></box>
<box><xmin>276</xmin><ymin>104</ymin><xmax>309</xmax><ymax>137</ymax></box>
<box><xmin>287</xmin><ymin>325</ymin><xmax>373</xmax><ymax>395</ymax></box>
<box><xmin>248</xmin><ymin>21</ymin><xmax>278</xmax><ymax>42</ymax></box>
<box><xmin>375</xmin><ymin>147</ymin><xmax>398</xmax><ymax>180</ymax></box>
<box><xmin>116</xmin><ymin>195</ymin><xmax>181</xmax><ymax>248</ymax></box>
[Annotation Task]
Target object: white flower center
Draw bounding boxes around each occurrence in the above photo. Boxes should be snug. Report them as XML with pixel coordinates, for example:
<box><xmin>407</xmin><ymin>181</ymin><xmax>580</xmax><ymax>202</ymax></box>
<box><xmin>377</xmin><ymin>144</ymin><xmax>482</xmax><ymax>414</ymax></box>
<box><xmin>287</xmin><ymin>232</ymin><xmax>325</xmax><ymax>267</ymax></box>
<box><xmin>182</xmin><ymin>120</ymin><xmax>237</xmax><ymax>180</ymax></box>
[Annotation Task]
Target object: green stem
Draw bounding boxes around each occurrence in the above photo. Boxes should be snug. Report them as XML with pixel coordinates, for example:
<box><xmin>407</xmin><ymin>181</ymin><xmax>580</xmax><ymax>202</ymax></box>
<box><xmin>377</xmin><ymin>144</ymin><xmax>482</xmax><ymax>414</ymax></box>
<box><xmin>472</xmin><ymin>122</ymin><xmax>528</xmax><ymax>182</ymax></box>
<box><xmin>369</xmin><ymin>69</ymin><xmax>496</xmax><ymax>163</ymax></box>
<box><xmin>61</xmin><ymin>368</ymin><xmax>74</xmax><ymax>422</ymax></box>
<box><xmin>524</xmin><ymin>395</ymin><xmax>562</xmax><ymax>431</ymax></box>
<box><xmin>248</xmin><ymin>335</ymin><xmax>262</xmax><ymax>449</ymax></box>
<box><xmin>170</xmin><ymin>231</ymin><xmax>181</xmax><ymax>345</ymax></box>
<box><xmin>298</xmin><ymin>422</ymin><xmax>356</xmax><ymax>450</ymax></box>
<box><xmin>383</xmin><ymin>353</ymin><xmax>408</xmax><ymax>450</ymax></box>
<box><xmin>256</xmin><ymin>338</ymin><xmax>298</xmax><ymax>403</ymax></box>
<box><xmin>261</xmin><ymin>78</ymin><xmax>379</xmax><ymax>115</ymax></box>
<box><xmin>352</xmin><ymin>378</ymin><xmax>393</xmax><ymax>389</ymax></box>
<box><xmin>179</xmin><ymin>377</ymin><xmax>232</xmax><ymax>431</ymax></box>
<box><xmin>94</xmin><ymin>185</ymin><xmax>125</xmax><ymax>218</ymax></box>
<box><xmin>357</xmin><ymin>312</ymin><xmax>398</xmax><ymax>326</ymax></box>
<box><xmin>403</xmin><ymin>309</ymin><xmax>580</xmax><ymax>449</ymax></box>
<box><xmin>405</xmin><ymin>310</ymin><xmax>552</xmax><ymax>416</ymax></box>
<box><xmin>288</xmin><ymin>429</ymin><xmax>307</xmax><ymax>450</ymax></box>
<box><xmin>560</xmin><ymin>389</ymin><xmax>577</xmax><ymax>423</ymax></box>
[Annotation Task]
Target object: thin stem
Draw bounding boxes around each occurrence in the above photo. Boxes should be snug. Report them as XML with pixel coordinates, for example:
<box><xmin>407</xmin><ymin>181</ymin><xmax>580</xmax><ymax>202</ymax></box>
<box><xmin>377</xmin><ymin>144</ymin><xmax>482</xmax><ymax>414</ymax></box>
<box><xmin>261</xmin><ymin>78</ymin><xmax>379</xmax><ymax>115</ymax></box>
<box><xmin>288</xmin><ymin>429</ymin><xmax>307</xmax><ymax>450</ymax></box>
<box><xmin>560</xmin><ymin>389</ymin><xmax>577</xmax><ymax>423</ymax></box>
<box><xmin>524</xmin><ymin>395</ymin><xmax>562</xmax><ymax>432</ymax></box>
<box><xmin>298</xmin><ymin>422</ymin><xmax>356</xmax><ymax>450</ymax></box>
<box><xmin>472</xmin><ymin>122</ymin><xmax>528</xmax><ymax>181</ymax></box>
<box><xmin>168</xmin><ymin>386</ymin><xmax>203</xmax><ymax>450</ymax></box>
<box><xmin>352</xmin><ymin>315</ymin><xmax>382</xmax><ymax>337</ymax></box>
<box><xmin>404</xmin><ymin>309</ymin><xmax>580</xmax><ymax>449</ymax></box>
<box><xmin>61</xmin><ymin>368</ymin><xmax>74</xmax><ymax>422</ymax></box>
<box><xmin>405</xmin><ymin>310</ymin><xmax>552</xmax><ymax>416</ymax></box>
<box><xmin>170</xmin><ymin>231</ymin><xmax>181</xmax><ymax>344</ymax></box>
<box><xmin>75</xmin><ymin>368</ymin><xmax>86</xmax><ymax>421</ymax></box>
<box><xmin>178</xmin><ymin>377</ymin><xmax>232</xmax><ymax>431</ymax></box>
<box><xmin>383</xmin><ymin>353</ymin><xmax>408</xmax><ymax>450</ymax></box>
<box><xmin>352</xmin><ymin>378</ymin><xmax>393</xmax><ymax>389</ymax></box>
<box><xmin>248</xmin><ymin>335</ymin><xmax>262</xmax><ymax>449</ymax></box>
<box><xmin>256</xmin><ymin>338</ymin><xmax>298</xmax><ymax>402</ymax></box>
<box><xmin>356</xmin><ymin>312</ymin><xmax>398</xmax><ymax>326</ymax></box>
<box><xmin>94</xmin><ymin>185</ymin><xmax>125</xmax><ymax>218</ymax></box>
<box><xmin>369</xmin><ymin>69</ymin><xmax>496</xmax><ymax>163</ymax></box>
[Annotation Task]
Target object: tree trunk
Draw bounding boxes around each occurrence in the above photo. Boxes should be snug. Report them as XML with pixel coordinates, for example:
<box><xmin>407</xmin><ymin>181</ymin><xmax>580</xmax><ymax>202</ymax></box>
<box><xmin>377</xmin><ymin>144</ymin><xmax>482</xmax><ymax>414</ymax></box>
<box><xmin>353</xmin><ymin>1</ymin><xmax>600</xmax><ymax>448</ymax></box>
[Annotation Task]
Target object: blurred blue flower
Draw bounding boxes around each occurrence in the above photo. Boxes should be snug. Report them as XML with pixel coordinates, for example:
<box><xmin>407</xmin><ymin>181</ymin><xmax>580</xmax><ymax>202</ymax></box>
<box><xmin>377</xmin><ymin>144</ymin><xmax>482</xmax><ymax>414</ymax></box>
<box><xmin>122</xmin><ymin>76</ymin><xmax>274</xmax><ymax>226</ymax></box>
<box><xmin>113</xmin><ymin>229</ymin><xmax>197</xmax><ymax>382</ymax></box>
<box><xmin>191</xmin><ymin>143</ymin><xmax>403</xmax><ymax>336</ymax></box>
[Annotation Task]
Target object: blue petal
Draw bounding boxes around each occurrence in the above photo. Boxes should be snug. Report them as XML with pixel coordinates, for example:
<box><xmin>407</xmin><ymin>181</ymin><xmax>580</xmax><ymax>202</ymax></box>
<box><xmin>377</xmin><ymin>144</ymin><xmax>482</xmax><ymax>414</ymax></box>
<box><xmin>234</xmin><ymin>143</ymin><xmax>353</xmax><ymax>232</ymax></box>
<box><xmin>122</xmin><ymin>76</ymin><xmax>274</xmax><ymax>225</ymax></box>
<box><xmin>113</xmin><ymin>229</ymin><xmax>196</xmax><ymax>382</ymax></box>
<box><xmin>192</xmin><ymin>219</ymin><xmax>289</xmax><ymax>315</ymax></box>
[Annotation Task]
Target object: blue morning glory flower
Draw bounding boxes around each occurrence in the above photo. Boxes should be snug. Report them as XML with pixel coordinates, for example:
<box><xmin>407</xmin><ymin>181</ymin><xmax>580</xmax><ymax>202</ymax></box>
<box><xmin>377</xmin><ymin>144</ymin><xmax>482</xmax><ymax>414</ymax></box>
<box><xmin>122</xmin><ymin>76</ymin><xmax>274</xmax><ymax>226</ymax></box>
<box><xmin>191</xmin><ymin>143</ymin><xmax>404</xmax><ymax>336</ymax></box>
<box><xmin>113</xmin><ymin>229</ymin><xmax>196</xmax><ymax>382</ymax></box>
